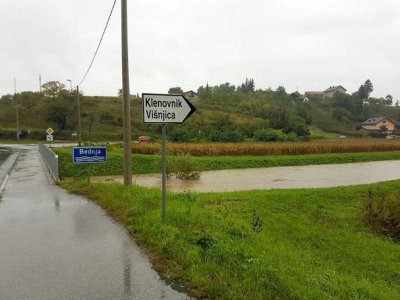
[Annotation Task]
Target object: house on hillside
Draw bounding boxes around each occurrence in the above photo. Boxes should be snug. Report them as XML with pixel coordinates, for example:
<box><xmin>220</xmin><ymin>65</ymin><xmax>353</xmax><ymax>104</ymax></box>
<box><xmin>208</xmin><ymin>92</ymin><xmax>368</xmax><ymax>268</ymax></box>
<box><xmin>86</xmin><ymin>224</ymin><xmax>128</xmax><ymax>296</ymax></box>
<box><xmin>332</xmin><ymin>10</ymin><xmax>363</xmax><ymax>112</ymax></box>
<box><xmin>359</xmin><ymin>117</ymin><xmax>396</xmax><ymax>134</ymax></box>
<box><xmin>289</xmin><ymin>91</ymin><xmax>308</xmax><ymax>102</ymax></box>
<box><xmin>183</xmin><ymin>90</ymin><xmax>198</xmax><ymax>99</ymax></box>
<box><xmin>324</xmin><ymin>86</ymin><xmax>347</xmax><ymax>98</ymax></box>
<box><xmin>304</xmin><ymin>85</ymin><xmax>347</xmax><ymax>99</ymax></box>
<box><xmin>304</xmin><ymin>91</ymin><xmax>326</xmax><ymax>99</ymax></box>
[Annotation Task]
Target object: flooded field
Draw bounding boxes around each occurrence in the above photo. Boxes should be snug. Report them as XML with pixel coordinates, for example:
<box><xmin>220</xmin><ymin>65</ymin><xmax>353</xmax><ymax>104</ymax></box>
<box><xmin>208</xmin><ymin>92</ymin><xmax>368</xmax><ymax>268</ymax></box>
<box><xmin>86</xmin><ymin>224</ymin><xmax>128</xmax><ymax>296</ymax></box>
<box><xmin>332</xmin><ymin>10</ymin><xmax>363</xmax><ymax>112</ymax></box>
<box><xmin>93</xmin><ymin>160</ymin><xmax>400</xmax><ymax>192</ymax></box>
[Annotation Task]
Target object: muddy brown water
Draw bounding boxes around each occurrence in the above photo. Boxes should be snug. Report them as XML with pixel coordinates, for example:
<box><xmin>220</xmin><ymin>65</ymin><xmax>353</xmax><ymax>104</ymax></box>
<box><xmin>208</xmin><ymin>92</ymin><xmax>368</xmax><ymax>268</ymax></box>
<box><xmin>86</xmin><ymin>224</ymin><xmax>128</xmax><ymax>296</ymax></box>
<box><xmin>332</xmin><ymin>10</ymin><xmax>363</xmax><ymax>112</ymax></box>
<box><xmin>94</xmin><ymin>160</ymin><xmax>400</xmax><ymax>192</ymax></box>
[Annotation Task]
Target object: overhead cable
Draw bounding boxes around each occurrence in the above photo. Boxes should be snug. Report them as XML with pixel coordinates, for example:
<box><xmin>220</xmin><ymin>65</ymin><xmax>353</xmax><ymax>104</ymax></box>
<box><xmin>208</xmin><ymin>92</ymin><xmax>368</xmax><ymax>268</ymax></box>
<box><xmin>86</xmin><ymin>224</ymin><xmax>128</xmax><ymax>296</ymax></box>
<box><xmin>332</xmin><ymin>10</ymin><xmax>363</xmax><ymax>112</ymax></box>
<box><xmin>78</xmin><ymin>0</ymin><xmax>117</xmax><ymax>87</ymax></box>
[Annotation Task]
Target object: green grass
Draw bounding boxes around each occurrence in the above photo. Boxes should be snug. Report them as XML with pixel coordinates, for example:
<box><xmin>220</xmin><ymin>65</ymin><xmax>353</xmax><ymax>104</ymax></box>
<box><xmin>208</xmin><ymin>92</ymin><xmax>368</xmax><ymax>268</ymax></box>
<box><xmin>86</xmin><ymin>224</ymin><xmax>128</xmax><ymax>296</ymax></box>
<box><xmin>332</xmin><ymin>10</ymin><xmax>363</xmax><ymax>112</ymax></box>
<box><xmin>309</xmin><ymin>128</ymin><xmax>342</xmax><ymax>139</ymax></box>
<box><xmin>62</xmin><ymin>180</ymin><xmax>400</xmax><ymax>299</ymax></box>
<box><xmin>56</xmin><ymin>147</ymin><xmax>400</xmax><ymax>178</ymax></box>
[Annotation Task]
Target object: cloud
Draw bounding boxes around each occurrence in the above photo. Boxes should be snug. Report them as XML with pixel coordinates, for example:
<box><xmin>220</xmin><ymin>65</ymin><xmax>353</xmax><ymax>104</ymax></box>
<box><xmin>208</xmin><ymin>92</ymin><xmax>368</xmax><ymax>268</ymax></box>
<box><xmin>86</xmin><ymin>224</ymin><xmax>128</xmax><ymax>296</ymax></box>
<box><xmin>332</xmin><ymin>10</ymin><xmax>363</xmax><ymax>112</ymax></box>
<box><xmin>0</xmin><ymin>0</ymin><xmax>399</xmax><ymax>99</ymax></box>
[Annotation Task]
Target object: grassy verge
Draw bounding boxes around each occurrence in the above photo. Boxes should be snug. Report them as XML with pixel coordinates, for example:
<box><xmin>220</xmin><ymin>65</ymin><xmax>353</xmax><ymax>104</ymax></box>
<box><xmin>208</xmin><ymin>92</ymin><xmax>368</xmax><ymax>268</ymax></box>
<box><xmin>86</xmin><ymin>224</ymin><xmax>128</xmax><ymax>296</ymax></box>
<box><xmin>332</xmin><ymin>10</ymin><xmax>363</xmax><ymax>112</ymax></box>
<box><xmin>56</xmin><ymin>147</ymin><xmax>400</xmax><ymax>178</ymax></box>
<box><xmin>62</xmin><ymin>180</ymin><xmax>400</xmax><ymax>299</ymax></box>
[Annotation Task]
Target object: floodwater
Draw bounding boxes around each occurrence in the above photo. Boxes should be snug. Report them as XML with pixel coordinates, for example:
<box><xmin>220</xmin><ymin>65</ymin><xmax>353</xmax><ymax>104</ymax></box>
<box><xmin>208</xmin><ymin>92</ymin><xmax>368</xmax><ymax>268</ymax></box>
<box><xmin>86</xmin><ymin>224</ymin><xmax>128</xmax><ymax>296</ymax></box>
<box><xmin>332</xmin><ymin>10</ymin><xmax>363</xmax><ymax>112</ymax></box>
<box><xmin>0</xmin><ymin>145</ymin><xmax>190</xmax><ymax>299</ymax></box>
<box><xmin>95</xmin><ymin>160</ymin><xmax>400</xmax><ymax>192</ymax></box>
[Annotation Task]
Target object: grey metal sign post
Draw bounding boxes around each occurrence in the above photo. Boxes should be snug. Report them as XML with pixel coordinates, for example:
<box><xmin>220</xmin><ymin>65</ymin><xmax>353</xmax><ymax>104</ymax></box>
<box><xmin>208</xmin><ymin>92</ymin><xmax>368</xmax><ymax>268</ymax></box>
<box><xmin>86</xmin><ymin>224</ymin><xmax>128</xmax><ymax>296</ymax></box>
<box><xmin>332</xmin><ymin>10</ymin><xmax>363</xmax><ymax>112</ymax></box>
<box><xmin>142</xmin><ymin>93</ymin><xmax>196</xmax><ymax>221</ymax></box>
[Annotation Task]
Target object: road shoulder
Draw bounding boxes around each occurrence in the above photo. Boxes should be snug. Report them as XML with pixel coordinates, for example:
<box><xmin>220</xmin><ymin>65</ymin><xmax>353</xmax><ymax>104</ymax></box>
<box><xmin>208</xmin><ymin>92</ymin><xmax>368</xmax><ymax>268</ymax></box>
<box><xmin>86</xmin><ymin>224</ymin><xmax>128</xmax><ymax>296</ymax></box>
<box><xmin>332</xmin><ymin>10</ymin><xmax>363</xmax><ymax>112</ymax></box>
<box><xmin>0</xmin><ymin>152</ymin><xmax>20</xmax><ymax>192</ymax></box>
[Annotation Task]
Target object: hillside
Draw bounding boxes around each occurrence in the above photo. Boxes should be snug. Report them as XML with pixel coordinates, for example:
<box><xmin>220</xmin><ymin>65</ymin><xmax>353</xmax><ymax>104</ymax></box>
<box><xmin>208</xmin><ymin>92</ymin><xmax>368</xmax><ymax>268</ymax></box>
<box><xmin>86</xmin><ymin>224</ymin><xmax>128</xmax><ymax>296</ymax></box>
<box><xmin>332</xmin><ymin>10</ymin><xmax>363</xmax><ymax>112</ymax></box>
<box><xmin>0</xmin><ymin>84</ymin><xmax>399</xmax><ymax>141</ymax></box>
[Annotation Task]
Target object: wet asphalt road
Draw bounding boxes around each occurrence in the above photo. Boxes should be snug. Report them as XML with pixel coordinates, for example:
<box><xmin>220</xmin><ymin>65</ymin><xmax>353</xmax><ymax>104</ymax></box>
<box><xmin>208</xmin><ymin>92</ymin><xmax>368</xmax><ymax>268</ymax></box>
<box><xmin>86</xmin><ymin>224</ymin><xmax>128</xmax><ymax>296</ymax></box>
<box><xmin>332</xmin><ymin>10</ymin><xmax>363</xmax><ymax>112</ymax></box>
<box><xmin>0</xmin><ymin>145</ymin><xmax>190</xmax><ymax>300</ymax></box>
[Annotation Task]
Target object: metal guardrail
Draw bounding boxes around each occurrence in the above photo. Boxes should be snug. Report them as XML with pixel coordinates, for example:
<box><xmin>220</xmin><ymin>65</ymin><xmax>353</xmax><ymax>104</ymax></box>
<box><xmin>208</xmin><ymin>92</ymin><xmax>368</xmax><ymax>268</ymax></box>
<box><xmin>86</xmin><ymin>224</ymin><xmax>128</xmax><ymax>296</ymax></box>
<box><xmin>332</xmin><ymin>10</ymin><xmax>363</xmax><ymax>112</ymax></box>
<box><xmin>39</xmin><ymin>144</ymin><xmax>59</xmax><ymax>182</ymax></box>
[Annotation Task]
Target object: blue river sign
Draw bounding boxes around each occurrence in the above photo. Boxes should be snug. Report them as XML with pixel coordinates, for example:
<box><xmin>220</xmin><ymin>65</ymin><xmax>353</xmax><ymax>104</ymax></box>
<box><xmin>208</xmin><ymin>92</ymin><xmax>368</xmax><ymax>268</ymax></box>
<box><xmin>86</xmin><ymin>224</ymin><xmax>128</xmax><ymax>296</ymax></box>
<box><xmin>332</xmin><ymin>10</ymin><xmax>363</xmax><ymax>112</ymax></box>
<box><xmin>73</xmin><ymin>147</ymin><xmax>107</xmax><ymax>164</ymax></box>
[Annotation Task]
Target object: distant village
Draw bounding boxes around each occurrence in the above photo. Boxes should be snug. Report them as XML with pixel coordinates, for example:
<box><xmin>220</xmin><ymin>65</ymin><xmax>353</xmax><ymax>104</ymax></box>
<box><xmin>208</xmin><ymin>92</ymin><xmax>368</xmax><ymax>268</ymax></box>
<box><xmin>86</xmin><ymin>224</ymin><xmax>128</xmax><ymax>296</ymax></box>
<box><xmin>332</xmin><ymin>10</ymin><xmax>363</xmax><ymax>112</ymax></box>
<box><xmin>289</xmin><ymin>85</ymin><xmax>347</xmax><ymax>102</ymax></box>
<box><xmin>181</xmin><ymin>85</ymin><xmax>399</xmax><ymax>137</ymax></box>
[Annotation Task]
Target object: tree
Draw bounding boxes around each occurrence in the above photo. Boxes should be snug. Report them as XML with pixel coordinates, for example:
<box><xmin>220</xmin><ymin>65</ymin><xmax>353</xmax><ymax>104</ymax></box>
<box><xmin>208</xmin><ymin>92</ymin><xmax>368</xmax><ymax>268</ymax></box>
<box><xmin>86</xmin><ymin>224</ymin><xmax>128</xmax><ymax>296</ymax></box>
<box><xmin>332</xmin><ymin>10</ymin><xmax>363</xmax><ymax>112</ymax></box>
<box><xmin>288</xmin><ymin>115</ymin><xmax>310</xmax><ymax>137</ymax></box>
<box><xmin>269</xmin><ymin>107</ymin><xmax>289</xmax><ymax>132</ymax></box>
<box><xmin>213</xmin><ymin>82</ymin><xmax>236</xmax><ymax>94</ymax></box>
<box><xmin>380</xmin><ymin>124</ymin><xmax>388</xmax><ymax>134</ymax></box>
<box><xmin>385</xmin><ymin>94</ymin><xmax>393</xmax><ymax>106</ymax></box>
<box><xmin>358</xmin><ymin>79</ymin><xmax>374</xmax><ymax>100</ymax></box>
<box><xmin>47</xmin><ymin>100</ymin><xmax>72</xmax><ymax>130</ymax></box>
<box><xmin>197</xmin><ymin>83</ymin><xmax>213</xmax><ymax>102</ymax></box>
<box><xmin>364</xmin><ymin>79</ymin><xmax>373</xmax><ymax>97</ymax></box>
<box><xmin>168</xmin><ymin>87</ymin><xmax>183</xmax><ymax>94</ymax></box>
<box><xmin>276</xmin><ymin>86</ymin><xmax>286</xmax><ymax>95</ymax></box>
<box><xmin>237</xmin><ymin>78</ymin><xmax>255</xmax><ymax>93</ymax></box>
<box><xmin>357</xmin><ymin>85</ymin><xmax>368</xmax><ymax>99</ymax></box>
<box><xmin>207</xmin><ymin>116</ymin><xmax>244</xmax><ymax>142</ymax></box>
<box><xmin>41</xmin><ymin>81</ymin><xmax>67</xmax><ymax>100</ymax></box>
<box><xmin>332</xmin><ymin>107</ymin><xmax>351</xmax><ymax>121</ymax></box>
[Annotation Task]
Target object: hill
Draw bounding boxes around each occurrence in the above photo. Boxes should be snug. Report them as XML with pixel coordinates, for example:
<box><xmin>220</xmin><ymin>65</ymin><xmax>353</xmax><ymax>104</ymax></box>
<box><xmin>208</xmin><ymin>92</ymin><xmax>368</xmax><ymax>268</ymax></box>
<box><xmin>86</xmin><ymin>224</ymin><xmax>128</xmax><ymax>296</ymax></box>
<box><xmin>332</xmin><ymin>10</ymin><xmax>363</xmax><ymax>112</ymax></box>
<box><xmin>0</xmin><ymin>82</ymin><xmax>399</xmax><ymax>142</ymax></box>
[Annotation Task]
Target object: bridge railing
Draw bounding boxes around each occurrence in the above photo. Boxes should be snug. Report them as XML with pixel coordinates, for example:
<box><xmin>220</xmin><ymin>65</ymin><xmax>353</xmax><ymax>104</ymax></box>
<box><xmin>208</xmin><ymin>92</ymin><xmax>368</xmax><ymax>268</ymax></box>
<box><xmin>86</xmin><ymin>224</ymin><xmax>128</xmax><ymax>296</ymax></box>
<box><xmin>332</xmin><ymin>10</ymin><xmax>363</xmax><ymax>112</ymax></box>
<box><xmin>39</xmin><ymin>144</ymin><xmax>59</xmax><ymax>182</ymax></box>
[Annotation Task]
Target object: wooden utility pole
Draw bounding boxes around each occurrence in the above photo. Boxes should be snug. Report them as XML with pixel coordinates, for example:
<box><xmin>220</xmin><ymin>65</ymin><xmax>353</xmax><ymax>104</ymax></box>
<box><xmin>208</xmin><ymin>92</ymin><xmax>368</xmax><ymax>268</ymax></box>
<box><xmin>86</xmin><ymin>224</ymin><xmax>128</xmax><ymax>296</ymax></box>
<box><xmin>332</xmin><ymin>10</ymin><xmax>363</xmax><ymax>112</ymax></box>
<box><xmin>39</xmin><ymin>74</ymin><xmax>42</xmax><ymax>93</ymax></box>
<box><xmin>14</xmin><ymin>77</ymin><xmax>20</xmax><ymax>142</ymax></box>
<box><xmin>121</xmin><ymin>0</ymin><xmax>132</xmax><ymax>185</ymax></box>
<box><xmin>76</xmin><ymin>86</ymin><xmax>82</xmax><ymax>146</ymax></box>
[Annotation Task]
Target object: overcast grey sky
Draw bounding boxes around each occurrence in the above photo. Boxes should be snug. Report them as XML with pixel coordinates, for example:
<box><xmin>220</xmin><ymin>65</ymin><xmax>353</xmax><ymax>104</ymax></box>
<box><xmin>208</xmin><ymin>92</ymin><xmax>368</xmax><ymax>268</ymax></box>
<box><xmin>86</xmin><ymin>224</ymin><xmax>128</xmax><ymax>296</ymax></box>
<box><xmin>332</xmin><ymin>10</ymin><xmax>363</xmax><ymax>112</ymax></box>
<box><xmin>1</xmin><ymin>0</ymin><xmax>399</xmax><ymax>99</ymax></box>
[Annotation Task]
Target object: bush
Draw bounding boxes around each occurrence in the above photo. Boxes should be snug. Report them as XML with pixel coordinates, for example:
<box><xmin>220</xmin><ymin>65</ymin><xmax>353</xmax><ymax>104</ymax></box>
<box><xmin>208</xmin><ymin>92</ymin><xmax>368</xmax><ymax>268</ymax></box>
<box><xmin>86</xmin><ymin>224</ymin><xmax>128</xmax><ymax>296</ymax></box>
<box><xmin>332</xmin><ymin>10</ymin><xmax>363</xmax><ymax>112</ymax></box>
<box><xmin>168</xmin><ymin>127</ymin><xmax>194</xmax><ymax>142</ymax></box>
<box><xmin>362</xmin><ymin>189</ymin><xmax>400</xmax><ymax>241</ymax></box>
<box><xmin>207</xmin><ymin>117</ymin><xmax>245</xmax><ymax>142</ymax></box>
<box><xmin>0</xmin><ymin>128</ymin><xmax>17</xmax><ymax>139</ymax></box>
<box><xmin>167</xmin><ymin>154</ymin><xmax>201</xmax><ymax>180</ymax></box>
<box><xmin>254</xmin><ymin>128</ymin><xmax>292</xmax><ymax>142</ymax></box>
<box><xmin>208</xmin><ymin>128</ymin><xmax>244</xmax><ymax>142</ymax></box>
<box><xmin>29</xmin><ymin>130</ymin><xmax>47</xmax><ymax>140</ymax></box>
<box><xmin>288</xmin><ymin>115</ymin><xmax>310</xmax><ymax>137</ymax></box>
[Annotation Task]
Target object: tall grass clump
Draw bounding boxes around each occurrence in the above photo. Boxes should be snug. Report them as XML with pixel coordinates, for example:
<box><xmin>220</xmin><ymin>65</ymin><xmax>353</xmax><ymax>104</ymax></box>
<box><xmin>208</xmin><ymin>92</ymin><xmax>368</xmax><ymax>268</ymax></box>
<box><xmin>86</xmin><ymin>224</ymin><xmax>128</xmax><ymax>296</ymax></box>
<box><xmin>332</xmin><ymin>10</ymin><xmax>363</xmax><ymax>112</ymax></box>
<box><xmin>362</xmin><ymin>189</ymin><xmax>400</xmax><ymax>242</ymax></box>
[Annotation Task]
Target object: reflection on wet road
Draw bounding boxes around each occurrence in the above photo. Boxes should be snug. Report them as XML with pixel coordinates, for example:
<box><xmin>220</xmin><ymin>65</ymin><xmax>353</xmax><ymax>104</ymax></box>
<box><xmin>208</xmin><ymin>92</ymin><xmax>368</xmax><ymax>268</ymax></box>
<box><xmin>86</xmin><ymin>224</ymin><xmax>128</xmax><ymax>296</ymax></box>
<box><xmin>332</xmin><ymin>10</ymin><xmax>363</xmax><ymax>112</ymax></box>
<box><xmin>0</xmin><ymin>145</ymin><xmax>189</xmax><ymax>299</ymax></box>
<box><xmin>0</xmin><ymin>147</ymin><xmax>11</xmax><ymax>174</ymax></box>
<box><xmin>96</xmin><ymin>160</ymin><xmax>400</xmax><ymax>192</ymax></box>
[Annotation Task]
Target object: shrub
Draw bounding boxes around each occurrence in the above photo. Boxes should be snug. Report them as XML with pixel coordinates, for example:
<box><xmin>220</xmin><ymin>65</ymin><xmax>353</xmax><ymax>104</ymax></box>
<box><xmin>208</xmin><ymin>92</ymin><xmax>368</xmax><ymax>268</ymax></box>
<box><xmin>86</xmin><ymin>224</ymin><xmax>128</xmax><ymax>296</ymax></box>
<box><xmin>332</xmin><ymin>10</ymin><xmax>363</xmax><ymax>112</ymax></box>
<box><xmin>254</xmin><ymin>128</ymin><xmax>290</xmax><ymax>142</ymax></box>
<box><xmin>208</xmin><ymin>128</ymin><xmax>245</xmax><ymax>142</ymax></box>
<box><xmin>168</xmin><ymin>127</ymin><xmax>194</xmax><ymax>142</ymax></box>
<box><xmin>166</xmin><ymin>154</ymin><xmax>201</xmax><ymax>180</ymax></box>
<box><xmin>0</xmin><ymin>128</ymin><xmax>17</xmax><ymax>139</ymax></box>
<box><xmin>362</xmin><ymin>189</ymin><xmax>400</xmax><ymax>242</ymax></box>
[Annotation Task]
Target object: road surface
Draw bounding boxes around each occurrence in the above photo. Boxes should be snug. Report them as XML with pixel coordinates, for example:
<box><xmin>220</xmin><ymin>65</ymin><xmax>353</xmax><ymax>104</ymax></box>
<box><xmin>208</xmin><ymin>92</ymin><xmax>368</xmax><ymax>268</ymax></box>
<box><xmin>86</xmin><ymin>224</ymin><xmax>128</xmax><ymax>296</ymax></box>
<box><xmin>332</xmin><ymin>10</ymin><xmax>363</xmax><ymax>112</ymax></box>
<box><xmin>0</xmin><ymin>145</ymin><xmax>190</xmax><ymax>299</ymax></box>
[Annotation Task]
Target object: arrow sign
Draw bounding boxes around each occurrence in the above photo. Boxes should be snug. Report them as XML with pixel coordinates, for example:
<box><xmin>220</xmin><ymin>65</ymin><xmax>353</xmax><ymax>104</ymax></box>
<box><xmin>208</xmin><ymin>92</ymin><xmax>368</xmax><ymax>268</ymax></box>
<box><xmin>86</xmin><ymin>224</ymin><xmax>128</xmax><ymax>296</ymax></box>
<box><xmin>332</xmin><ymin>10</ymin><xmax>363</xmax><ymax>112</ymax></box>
<box><xmin>142</xmin><ymin>93</ymin><xmax>196</xmax><ymax>124</ymax></box>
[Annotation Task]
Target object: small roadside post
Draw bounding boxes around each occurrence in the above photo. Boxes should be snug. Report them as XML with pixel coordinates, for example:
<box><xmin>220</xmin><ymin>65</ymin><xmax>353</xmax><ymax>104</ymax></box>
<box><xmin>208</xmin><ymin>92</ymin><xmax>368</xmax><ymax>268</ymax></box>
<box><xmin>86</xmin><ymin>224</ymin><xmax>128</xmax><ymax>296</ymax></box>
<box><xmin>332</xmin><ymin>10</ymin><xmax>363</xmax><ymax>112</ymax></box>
<box><xmin>142</xmin><ymin>93</ymin><xmax>196</xmax><ymax>221</ymax></box>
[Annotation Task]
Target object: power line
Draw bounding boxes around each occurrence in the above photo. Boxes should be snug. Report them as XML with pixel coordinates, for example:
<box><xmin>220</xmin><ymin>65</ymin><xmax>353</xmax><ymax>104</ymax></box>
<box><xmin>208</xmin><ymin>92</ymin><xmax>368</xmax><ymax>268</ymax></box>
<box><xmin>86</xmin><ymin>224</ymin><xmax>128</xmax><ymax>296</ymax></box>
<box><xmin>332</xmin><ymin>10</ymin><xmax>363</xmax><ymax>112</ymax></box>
<box><xmin>78</xmin><ymin>0</ymin><xmax>117</xmax><ymax>87</ymax></box>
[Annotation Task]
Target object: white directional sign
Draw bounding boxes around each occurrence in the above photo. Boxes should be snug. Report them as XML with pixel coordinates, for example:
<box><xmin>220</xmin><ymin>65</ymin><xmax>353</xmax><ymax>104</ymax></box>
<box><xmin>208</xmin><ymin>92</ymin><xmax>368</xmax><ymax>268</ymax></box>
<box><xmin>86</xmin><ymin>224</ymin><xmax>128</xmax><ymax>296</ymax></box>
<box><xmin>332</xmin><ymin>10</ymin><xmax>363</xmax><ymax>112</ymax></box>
<box><xmin>46</xmin><ymin>134</ymin><xmax>53</xmax><ymax>142</ymax></box>
<box><xmin>142</xmin><ymin>93</ymin><xmax>196</xmax><ymax>124</ymax></box>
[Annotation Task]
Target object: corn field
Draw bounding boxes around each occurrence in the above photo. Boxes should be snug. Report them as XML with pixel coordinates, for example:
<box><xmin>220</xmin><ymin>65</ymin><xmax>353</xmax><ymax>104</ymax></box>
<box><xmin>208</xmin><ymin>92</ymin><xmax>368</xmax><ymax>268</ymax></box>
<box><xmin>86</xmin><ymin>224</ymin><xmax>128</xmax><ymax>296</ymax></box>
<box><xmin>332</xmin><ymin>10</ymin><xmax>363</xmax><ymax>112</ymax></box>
<box><xmin>132</xmin><ymin>139</ymin><xmax>400</xmax><ymax>156</ymax></box>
